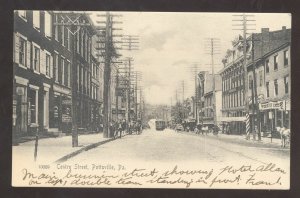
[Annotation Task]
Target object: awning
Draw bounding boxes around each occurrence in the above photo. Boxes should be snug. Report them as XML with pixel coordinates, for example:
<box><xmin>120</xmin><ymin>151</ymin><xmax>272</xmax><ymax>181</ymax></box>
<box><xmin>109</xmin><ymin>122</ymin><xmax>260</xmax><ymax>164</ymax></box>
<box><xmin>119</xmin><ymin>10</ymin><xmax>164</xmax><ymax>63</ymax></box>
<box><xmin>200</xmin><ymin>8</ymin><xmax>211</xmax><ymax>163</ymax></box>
<box><xmin>202</xmin><ymin>120</ymin><xmax>214</xmax><ymax>125</ymax></box>
<box><xmin>219</xmin><ymin>117</ymin><xmax>246</xmax><ymax>122</ymax></box>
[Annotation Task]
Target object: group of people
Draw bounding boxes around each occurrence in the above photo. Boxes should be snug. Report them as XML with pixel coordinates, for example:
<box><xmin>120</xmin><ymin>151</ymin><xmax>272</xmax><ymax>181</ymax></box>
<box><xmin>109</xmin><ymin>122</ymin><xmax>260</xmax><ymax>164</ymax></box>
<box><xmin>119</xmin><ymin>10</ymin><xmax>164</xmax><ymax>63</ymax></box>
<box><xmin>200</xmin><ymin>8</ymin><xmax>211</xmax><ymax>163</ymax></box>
<box><xmin>109</xmin><ymin>120</ymin><xmax>142</xmax><ymax>139</ymax></box>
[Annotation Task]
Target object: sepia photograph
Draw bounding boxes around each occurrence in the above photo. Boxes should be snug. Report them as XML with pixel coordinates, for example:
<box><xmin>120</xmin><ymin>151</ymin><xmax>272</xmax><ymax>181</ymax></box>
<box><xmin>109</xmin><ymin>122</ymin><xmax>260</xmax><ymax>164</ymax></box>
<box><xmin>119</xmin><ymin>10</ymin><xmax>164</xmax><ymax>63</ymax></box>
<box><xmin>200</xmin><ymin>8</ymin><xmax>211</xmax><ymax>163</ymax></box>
<box><xmin>12</xmin><ymin>11</ymin><xmax>291</xmax><ymax>189</ymax></box>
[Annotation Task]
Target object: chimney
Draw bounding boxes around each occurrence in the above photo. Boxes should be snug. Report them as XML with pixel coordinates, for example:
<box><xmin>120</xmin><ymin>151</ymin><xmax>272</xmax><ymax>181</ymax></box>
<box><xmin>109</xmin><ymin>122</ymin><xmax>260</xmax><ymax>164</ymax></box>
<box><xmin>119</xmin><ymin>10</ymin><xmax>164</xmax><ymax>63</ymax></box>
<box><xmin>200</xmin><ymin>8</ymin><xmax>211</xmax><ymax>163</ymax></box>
<box><xmin>282</xmin><ymin>26</ymin><xmax>286</xmax><ymax>30</ymax></box>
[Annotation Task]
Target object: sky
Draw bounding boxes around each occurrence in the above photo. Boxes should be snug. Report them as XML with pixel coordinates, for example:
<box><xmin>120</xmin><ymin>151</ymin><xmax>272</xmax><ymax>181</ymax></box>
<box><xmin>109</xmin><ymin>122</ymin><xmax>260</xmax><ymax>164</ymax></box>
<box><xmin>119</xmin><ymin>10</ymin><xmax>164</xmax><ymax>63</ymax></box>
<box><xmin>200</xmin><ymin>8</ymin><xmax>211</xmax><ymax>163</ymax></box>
<box><xmin>90</xmin><ymin>12</ymin><xmax>291</xmax><ymax>105</ymax></box>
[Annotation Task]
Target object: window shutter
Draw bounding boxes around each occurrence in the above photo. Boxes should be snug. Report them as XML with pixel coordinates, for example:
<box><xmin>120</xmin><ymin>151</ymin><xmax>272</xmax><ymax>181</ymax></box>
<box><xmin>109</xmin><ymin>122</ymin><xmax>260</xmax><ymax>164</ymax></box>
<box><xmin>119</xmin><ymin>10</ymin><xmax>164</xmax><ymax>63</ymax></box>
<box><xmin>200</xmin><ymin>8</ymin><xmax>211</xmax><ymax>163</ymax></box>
<box><xmin>40</xmin><ymin>50</ymin><xmax>45</xmax><ymax>74</ymax></box>
<box><xmin>26</xmin><ymin>41</ymin><xmax>31</xmax><ymax>68</ymax></box>
<box><xmin>14</xmin><ymin>33</ymin><xmax>19</xmax><ymax>64</ymax></box>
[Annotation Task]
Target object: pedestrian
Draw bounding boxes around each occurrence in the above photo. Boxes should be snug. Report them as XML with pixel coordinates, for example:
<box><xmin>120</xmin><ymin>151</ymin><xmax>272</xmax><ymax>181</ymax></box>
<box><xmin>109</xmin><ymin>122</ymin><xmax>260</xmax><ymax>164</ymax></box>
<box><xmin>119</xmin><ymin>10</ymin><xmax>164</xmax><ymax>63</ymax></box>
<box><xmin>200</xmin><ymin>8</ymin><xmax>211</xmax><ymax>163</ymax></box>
<box><xmin>110</xmin><ymin>122</ymin><xmax>115</xmax><ymax>139</ymax></box>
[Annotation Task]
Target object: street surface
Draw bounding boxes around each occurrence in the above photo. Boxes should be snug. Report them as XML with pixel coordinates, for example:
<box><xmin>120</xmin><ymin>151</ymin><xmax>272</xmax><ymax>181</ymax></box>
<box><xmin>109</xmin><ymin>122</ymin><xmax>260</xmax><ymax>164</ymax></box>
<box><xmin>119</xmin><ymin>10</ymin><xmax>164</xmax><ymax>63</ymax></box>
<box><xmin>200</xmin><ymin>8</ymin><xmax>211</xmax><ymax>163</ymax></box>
<box><xmin>68</xmin><ymin>128</ymin><xmax>289</xmax><ymax>166</ymax></box>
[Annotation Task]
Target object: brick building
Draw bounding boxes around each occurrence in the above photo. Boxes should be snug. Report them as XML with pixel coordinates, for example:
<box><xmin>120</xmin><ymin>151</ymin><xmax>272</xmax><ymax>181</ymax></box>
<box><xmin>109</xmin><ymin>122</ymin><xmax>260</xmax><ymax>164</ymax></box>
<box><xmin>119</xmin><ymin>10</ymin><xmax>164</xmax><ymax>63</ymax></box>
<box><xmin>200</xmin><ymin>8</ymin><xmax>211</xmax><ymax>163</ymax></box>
<box><xmin>13</xmin><ymin>11</ymin><xmax>103</xmax><ymax>141</ymax></box>
<box><xmin>13</xmin><ymin>10</ymin><xmax>55</xmax><ymax>138</ymax></box>
<box><xmin>246</xmin><ymin>27</ymin><xmax>291</xmax><ymax>133</ymax></box>
<box><xmin>220</xmin><ymin>26</ymin><xmax>291</xmax><ymax>135</ymax></box>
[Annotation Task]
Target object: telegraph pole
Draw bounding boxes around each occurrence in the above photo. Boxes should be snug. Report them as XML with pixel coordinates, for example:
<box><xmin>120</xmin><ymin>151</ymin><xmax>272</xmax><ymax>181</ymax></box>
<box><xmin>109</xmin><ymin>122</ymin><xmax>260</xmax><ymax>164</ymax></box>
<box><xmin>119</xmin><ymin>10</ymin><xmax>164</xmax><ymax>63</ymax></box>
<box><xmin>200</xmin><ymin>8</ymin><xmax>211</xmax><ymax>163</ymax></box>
<box><xmin>96</xmin><ymin>12</ymin><xmax>123</xmax><ymax>138</ymax></box>
<box><xmin>232</xmin><ymin>13</ymin><xmax>256</xmax><ymax>139</ymax></box>
<box><xmin>205</xmin><ymin>38</ymin><xmax>220</xmax><ymax>128</ymax></box>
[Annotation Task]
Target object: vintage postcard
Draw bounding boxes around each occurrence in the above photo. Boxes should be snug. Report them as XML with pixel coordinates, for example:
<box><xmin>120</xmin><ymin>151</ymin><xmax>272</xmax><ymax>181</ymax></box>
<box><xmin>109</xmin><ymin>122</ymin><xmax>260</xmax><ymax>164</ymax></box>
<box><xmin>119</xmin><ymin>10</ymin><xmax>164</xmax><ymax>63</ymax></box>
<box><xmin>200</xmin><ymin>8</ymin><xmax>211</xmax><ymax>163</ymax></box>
<box><xmin>12</xmin><ymin>11</ymin><xmax>291</xmax><ymax>189</ymax></box>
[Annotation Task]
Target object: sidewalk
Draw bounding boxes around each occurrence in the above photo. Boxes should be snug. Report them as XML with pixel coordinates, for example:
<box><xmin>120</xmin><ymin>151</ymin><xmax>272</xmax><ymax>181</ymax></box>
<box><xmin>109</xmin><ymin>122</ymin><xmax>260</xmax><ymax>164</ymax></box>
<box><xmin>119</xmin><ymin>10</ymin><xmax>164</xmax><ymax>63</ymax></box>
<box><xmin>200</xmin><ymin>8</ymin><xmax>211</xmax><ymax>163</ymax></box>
<box><xmin>204</xmin><ymin>132</ymin><xmax>288</xmax><ymax>149</ymax></box>
<box><xmin>12</xmin><ymin>133</ymin><xmax>115</xmax><ymax>164</ymax></box>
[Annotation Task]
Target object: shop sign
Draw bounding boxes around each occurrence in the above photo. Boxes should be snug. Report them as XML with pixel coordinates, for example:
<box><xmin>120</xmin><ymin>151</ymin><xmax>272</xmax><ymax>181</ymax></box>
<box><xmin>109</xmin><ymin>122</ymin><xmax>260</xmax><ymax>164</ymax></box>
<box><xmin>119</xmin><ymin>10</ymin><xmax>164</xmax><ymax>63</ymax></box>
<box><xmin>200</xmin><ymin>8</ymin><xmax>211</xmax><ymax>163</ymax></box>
<box><xmin>259</xmin><ymin>100</ymin><xmax>285</xmax><ymax>110</ymax></box>
<box><xmin>62</xmin><ymin>100</ymin><xmax>72</xmax><ymax>123</ymax></box>
<box><xmin>16</xmin><ymin>87</ymin><xmax>25</xmax><ymax>95</ymax></box>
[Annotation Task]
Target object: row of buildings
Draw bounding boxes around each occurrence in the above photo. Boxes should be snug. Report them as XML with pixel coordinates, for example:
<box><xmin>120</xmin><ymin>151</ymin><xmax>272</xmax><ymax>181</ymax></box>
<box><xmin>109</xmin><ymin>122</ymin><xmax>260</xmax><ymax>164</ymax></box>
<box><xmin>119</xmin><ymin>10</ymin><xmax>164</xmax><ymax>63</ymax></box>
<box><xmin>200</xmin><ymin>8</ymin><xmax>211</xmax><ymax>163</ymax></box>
<box><xmin>13</xmin><ymin>11</ymin><xmax>139</xmax><ymax>140</ymax></box>
<box><xmin>195</xmin><ymin>26</ymin><xmax>290</xmax><ymax>135</ymax></box>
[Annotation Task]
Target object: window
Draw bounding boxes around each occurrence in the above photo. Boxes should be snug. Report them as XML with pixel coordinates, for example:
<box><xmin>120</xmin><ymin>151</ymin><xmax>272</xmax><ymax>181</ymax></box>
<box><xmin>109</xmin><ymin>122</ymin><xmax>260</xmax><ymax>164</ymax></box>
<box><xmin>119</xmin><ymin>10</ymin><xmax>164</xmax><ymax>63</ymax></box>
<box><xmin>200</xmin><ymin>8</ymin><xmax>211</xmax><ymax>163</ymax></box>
<box><xmin>64</xmin><ymin>60</ymin><xmax>68</xmax><ymax>87</ymax></box>
<box><xmin>67</xmin><ymin>30</ymin><xmax>71</xmax><ymax>50</ymax></box>
<box><xmin>266</xmin><ymin>59</ymin><xmax>269</xmax><ymax>73</ymax></box>
<box><xmin>266</xmin><ymin>82</ymin><xmax>270</xmax><ymax>98</ymax></box>
<box><xmin>61</xmin><ymin>57</ymin><xmax>65</xmax><ymax>85</ymax></box>
<box><xmin>284</xmin><ymin>76</ymin><xmax>289</xmax><ymax>94</ymax></box>
<box><xmin>44</xmin><ymin>11</ymin><xmax>52</xmax><ymax>38</ymax></box>
<box><xmin>274</xmin><ymin>79</ymin><xmax>278</xmax><ymax>96</ymax></box>
<box><xmin>28</xmin><ymin>88</ymin><xmax>38</xmax><ymax>125</ymax></box>
<box><xmin>33</xmin><ymin>46</ymin><xmax>40</xmax><ymax>72</ymax></box>
<box><xmin>33</xmin><ymin>11</ymin><xmax>40</xmax><ymax>30</ymax></box>
<box><xmin>284</xmin><ymin>50</ymin><xmax>289</xmax><ymax>66</ymax></box>
<box><xmin>274</xmin><ymin>55</ymin><xmax>278</xmax><ymax>71</ymax></box>
<box><xmin>53</xmin><ymin>53</ymin><xmax>59</xmax><ymax>82</ymax></box>
<box><xmin>61</xmin><ymin>26</ymin><xmax>65</xmax><ymax>45</ymax></box>
<box><xmin>46</xmin><ymin>54</ymin><xmax>51</xmax><ymax>76</ymax></box>
<box><xmin>249</xmin><ymin>75</ymin><xmax>253</xmax><ymax>89</ymax></box>
<box><xmin>18</xmin><ymin>10</ymin><xmax>27</xmax><ymax>20</ymax></box>
<box><xmin>259</xmin><ymin>71</ymin><xmax>263</xmax><ymax>86</ymax></box>
<box><xmin>19</xmin><ymin>37</ymin><xmax>26</xmax><ymax>66</ymax></box>
<box><xmin>77</xmin><ymin>64</ymin><xmax>80</xmax><ymax>90</ymax></box>
<box><xmin>54</xmin><ymin>15</ymin><xmax>59</xmax><ymax>41</ymax></box>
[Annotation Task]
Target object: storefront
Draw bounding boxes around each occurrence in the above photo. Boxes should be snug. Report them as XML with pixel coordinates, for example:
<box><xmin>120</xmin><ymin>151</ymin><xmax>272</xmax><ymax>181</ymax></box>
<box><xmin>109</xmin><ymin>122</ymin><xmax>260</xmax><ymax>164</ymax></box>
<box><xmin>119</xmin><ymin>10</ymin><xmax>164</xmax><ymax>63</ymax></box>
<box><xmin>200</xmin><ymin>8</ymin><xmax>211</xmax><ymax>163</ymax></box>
<box><xmin>259</xmin><ymin>100</ymin><xmax>290</xmax><ymax>134</ymax></box>
<box><xmin>220</xmin><ymin>110</ymin><xmax>246</xmax><ymax>135</ymax></box>
<box><xmin>50</xmin><ymin>84</ymin><xmax>72</xmax><ymax>133</ymax></box>
<box><xmin>13</xmin><ymin>76</ymin><xmax>29</xmax><ymax>137</ymax></box>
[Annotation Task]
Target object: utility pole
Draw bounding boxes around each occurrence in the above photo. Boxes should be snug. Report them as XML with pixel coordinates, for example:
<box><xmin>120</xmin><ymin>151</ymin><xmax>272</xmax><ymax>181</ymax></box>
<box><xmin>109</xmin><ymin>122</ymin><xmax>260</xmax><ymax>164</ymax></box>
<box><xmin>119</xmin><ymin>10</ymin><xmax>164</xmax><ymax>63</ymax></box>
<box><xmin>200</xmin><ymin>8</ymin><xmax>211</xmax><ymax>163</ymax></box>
<box><xmin>188</xmin><ymin>62</ymin><xmax>200</xmax><ymax>124</ymax></box>
<box><xmin>233</xmin><ymin>13</ymin><xmax>256</xmax><ymax>139</ymax></box>
<box><xmin>205</xmin><ymin>38</ymin><xmax>220</xmax><ymax>128</ymax></box>
<box><xmin>251</xmin><ymin>33</ymin><xmax>260</xmax><ymax>140</ymax></box>
<box><xmin>53</xmin><ymin>11</ymin><xmax>94</xmax><ymax>147</ymax></box>
<box><xmin>96</xmin><ymin>12</ymin><xmax>123</xmax><ymax>138</ymax></box>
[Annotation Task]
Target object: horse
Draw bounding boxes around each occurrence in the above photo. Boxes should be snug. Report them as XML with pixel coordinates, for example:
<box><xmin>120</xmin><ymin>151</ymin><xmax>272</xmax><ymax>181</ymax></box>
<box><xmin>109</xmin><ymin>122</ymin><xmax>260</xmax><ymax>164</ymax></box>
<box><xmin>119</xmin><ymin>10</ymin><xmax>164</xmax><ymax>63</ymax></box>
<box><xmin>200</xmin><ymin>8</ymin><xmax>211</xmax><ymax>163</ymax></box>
<box><xmin>276</xmin><ymin>127</ymin><xmax>291</xmax><ymax>148</ymax></box>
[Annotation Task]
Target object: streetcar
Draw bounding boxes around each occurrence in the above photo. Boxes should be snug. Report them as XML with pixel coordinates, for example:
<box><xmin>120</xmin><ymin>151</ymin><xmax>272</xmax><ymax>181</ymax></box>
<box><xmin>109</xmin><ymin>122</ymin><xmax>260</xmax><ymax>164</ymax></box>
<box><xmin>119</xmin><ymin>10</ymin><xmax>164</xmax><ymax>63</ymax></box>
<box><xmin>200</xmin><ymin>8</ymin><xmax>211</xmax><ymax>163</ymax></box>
<box><xmin>155</xmin><ymin>119</ymin><xmax>166</xmax><ymax>131</ymax></box>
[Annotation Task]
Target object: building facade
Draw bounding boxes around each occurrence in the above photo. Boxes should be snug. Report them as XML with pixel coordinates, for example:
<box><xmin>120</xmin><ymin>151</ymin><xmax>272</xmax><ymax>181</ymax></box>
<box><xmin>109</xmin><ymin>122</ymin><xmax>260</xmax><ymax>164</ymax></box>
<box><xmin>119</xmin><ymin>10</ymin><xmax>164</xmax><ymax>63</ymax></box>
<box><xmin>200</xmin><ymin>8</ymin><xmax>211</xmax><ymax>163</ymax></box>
<box><xmin>13</xmin><ymin>11</ymin><xmax>103</xmax><ymax>141</ymax></box>
<box><xmin>246</xmin><ymin>27</ymin><xmax>291</xmax><ymax>133</ymax></box>
<box><xmin>13</xmin><ymin>10</ymin><xmax>55</xmax><ymax>138</ymax></box>
<box><xmin>197</xmin><ymin>71</ymin><xmax>222</xmax><ymax>128</ymax></box>
<box><xmin>220</xmin><ymin>26</ymin><xmax>291</xmax><ymax>135</ymax></box>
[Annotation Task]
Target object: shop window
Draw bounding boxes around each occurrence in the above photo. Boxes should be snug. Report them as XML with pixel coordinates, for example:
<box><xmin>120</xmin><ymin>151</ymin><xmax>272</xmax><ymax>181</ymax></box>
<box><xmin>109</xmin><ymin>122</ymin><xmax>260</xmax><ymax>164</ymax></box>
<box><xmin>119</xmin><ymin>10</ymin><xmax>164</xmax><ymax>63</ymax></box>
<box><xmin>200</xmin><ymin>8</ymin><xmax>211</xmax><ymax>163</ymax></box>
<box><xmin>274</xmin><ymin>79</ymin><xmax>278</xmax><ymax>96</ymax></box>
<box><xmin>284</xmin><ymin>76</ymin><xmax>289</xmax><ymax>94</ymax></box>
<box><xmin>28</xmin><ymin>89</ymin><xmax>37</xmax><ymax>125</ymax></box>
<box><xmin>266</xmin><ymin>82</ymin><xmax>270</xmax><ymax>98</ymax></box>
<box><xmin>274</xmin><ymin>55</ymin><xmax>278</xmax><ymax>71</ymax></box>
<box><xmin>33</xmin><ymin>11</ymin><xmax>40</xmax><ymax>30</ymax></box>
<box><xmin>266</xmin><ymin>59</ymin><xmax>269</xmax><ymax>73</ymax></box>
<box><xmin>284</xmin><ymin>50</ymin><xmax>289</xmax><ymax>66</ymax></box>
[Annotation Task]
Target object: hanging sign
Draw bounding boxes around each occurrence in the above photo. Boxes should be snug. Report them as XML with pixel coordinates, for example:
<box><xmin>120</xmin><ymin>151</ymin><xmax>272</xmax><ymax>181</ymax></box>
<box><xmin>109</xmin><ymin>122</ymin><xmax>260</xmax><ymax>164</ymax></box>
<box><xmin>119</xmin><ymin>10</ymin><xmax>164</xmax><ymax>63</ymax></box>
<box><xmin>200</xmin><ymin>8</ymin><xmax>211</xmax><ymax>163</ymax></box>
<box><xmin>259</xmin><ymin>100</ymin><xmax>285</xmax><ymax>110</ymax></box>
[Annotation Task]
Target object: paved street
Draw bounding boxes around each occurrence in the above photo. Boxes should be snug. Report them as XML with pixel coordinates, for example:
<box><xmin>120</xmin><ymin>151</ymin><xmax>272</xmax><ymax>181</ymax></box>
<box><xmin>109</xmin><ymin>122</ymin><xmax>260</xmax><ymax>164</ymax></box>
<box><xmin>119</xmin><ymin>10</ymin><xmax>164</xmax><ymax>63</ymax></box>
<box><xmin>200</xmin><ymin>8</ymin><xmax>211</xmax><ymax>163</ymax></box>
<box><xmin>68</xmin><ymin>128</ymin><xmax>289</xmax><ymax>167</ymax></box>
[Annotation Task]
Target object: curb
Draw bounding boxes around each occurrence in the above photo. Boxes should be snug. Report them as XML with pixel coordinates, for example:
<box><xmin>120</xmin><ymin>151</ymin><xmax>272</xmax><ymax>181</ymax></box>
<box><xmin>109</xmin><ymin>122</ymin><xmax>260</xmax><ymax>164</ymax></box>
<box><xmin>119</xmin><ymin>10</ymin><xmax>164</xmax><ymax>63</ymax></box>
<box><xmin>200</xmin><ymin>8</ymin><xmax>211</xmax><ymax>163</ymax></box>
<box><xmin>54</xmin><ymin>134</ymin><xmax>127</xmax><ymax>163</ymax></box>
